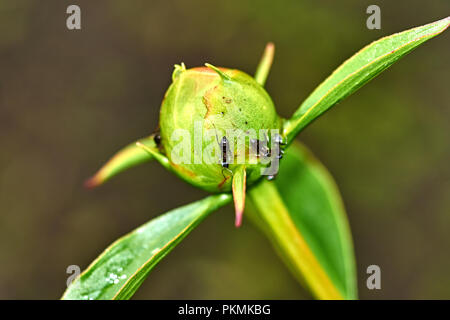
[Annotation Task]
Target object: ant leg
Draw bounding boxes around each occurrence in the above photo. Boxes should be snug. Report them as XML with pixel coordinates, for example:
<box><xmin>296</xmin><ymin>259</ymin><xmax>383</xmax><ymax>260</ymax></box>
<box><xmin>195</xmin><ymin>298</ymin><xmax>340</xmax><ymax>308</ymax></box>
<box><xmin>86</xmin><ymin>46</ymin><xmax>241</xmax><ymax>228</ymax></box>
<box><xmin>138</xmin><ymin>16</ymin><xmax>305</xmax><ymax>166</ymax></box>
<box><xmin>221</xmin><ymin>166</ymin><xmax>233</xmax><ymax>179</ymax></box>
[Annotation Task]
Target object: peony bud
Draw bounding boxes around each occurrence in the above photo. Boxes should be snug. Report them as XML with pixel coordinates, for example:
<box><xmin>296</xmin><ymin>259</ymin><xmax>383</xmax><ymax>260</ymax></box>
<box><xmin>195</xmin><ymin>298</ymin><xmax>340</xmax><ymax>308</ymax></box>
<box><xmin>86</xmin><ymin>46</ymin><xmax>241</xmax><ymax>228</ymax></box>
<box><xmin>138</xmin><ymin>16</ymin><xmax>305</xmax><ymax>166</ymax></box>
<box><xmin>158</xmin><ymin>63</ymin><xmax>282</xmax><ymax>194</ymax></box>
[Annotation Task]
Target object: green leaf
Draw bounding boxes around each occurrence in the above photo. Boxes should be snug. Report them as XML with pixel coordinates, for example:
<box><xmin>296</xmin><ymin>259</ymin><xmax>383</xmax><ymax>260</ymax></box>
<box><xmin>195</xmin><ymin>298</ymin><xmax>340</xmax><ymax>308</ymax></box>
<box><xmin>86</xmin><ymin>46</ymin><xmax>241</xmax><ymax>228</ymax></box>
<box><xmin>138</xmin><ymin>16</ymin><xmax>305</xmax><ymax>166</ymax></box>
<box><xmin>254</xmin><ymin>42</ymin><xmax>275</xmax><ymax>86</ymax></box>
<box><xmin>62</xmin><ymin>193</ymin><xmax>232</xmax><ymax>300</ymax></box>
<box><xmin>283</xmin><ymin>16</ymin><xmax>450</xmax><ymax>144</ymax></box>
<box><xmin>248</xmin><ymin>142</ymin><xmax>356</xmax><ymax>299</ymax></box>
<box><xmin>85</xmin><ymin>135</ymin><xmax>156</xmax><ymax>188</ymax></box>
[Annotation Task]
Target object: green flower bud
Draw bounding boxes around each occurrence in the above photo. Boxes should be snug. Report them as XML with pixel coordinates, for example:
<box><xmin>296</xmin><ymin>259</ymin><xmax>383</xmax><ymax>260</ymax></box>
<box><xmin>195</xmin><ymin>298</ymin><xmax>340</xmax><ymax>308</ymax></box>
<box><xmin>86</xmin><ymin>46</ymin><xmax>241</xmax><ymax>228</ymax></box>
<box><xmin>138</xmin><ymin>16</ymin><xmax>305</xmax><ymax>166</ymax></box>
<box><xmin>158</xmin><ymin>63</ymin><xmax>282</xmax><ymax>193</ymax></box>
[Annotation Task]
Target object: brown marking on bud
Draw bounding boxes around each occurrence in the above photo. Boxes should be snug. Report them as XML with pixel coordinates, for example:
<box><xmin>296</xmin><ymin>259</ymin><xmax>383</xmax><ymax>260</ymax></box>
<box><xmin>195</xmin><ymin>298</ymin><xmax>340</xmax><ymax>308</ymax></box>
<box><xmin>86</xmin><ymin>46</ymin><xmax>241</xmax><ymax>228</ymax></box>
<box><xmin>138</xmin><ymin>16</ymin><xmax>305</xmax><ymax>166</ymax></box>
<box><xmin>223</xmin><ymin>97</ymin><xmax>232</xmax><ymax>104</ymax></box>
<box><xmin>202</xmin><ymin>85</ymin><xmax>228</xmax><ymax>122</ymax></box>
<box><xmin>170</xmin><ymin>161</ymin><xmax>197</xmax><ymax>178</ymax></box>
<box><xmin>218</xmin><ymin>175</ymin><xmax>231</xmax><ymax>189</ymax></box>
<box><xmin>202</xmin><ymin>85</ymin><xmax>218</xmax><ymax>120</ymax></box>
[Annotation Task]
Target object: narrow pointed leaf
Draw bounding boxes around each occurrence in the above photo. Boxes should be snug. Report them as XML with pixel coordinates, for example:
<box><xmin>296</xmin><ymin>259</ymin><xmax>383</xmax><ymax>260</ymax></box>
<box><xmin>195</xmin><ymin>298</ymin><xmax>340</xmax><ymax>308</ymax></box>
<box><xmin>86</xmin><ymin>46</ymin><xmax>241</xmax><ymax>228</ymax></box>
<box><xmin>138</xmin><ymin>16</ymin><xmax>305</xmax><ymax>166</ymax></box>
<box><xmin>254</xmin><ymin>42</ymin><xmax>275</xmax><ymax>86</ymax></box>
<box><xmin>62</xmin><ymin>193</ymin><xmax>232</xmax><ymax>300</ymax></box>
<box><xmin>283</xmin><ymin>16</ymin><xmax>450</xmax><ymax>144</ymax></box>
<box><xmin>205</xmin><ymin>63</ymin><xmax>231</xmax><ymax>80</ymax></box>
<box><xmin>85</xmin><ymin>135</ymin><xmax>156</xmax><ymax>188</ymax></box>
<box><xmin>248</xmin><ymin>142</ymin><xmax>356</xmax><ymax>299</ymax></box>
<box><xmin>232</xmin><ymin>165</ymin><xmax>246</xmax><ymax>227</ymax></box>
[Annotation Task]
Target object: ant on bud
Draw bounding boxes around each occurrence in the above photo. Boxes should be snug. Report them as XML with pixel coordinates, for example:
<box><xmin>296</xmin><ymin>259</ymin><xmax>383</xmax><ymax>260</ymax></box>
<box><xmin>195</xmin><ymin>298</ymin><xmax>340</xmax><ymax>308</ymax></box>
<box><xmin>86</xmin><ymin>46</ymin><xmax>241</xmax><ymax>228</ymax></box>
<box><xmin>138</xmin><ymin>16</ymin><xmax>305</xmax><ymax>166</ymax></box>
<box><xmin>153</xmin><ymin>133</ymin><xmax>161</xmax><ymax>146</ymax></box>
<box><xmin>210</xmin><ymin>122</ymin><xmax>234</xmax><ymax>178</ymax></box>
<box><xmin>250</xmin><ymin>133</ymin><xmax>286</xmax><ymax>161</ymax></box>
<box><xmin>218</xmin><ymin>136</ymin><xmax>234</xmax><ymax>178</ymax></box>
<box><xmin>219</xmin><ymin>136</ymin><xmax>231</xmax><ymax>169</ymax></box>
<box><xmin>250</xmin><ymin>138</ymin><xmax>270</xmax><ymax>158</ymax></box>
<box><xmin>250</xmin><ymin>133</ymin><xmax>287</xmax><ymax>181</ymax></box>
<box><xmin>152</xmin><ymin>127</ymin><xmax>162</xmax><ymax>147</ymax></box>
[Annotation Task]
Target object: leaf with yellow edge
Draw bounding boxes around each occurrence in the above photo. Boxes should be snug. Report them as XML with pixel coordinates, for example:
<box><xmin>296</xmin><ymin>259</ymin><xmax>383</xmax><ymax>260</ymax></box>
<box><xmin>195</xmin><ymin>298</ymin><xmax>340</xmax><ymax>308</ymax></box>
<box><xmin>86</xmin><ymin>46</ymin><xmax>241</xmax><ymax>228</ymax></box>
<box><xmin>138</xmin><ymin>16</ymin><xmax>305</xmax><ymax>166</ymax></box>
<box><xmin>283</xmin><ymin>16</ymin><xmax>450</xmax><ymax>144</ymax></box>
<box><xmin>248</xmin><ymin>142</ymin><xmax>357</xmax><ymax>300</ymax></box>
<box><xmin>62</xmin><ymin>193</ymin><xmax>232</xmax><ymax>300</ymax></box>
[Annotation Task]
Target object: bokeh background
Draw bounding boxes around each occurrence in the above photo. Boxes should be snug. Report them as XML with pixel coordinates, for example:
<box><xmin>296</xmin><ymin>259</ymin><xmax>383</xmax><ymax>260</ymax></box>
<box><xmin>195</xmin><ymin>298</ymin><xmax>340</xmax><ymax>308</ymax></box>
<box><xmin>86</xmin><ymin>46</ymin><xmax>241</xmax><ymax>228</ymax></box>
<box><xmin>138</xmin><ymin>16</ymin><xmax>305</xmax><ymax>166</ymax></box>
<box><xmin>0</xmin><ymin>0</ymin><xmax>449</xmax><ymax>299</ymax></box>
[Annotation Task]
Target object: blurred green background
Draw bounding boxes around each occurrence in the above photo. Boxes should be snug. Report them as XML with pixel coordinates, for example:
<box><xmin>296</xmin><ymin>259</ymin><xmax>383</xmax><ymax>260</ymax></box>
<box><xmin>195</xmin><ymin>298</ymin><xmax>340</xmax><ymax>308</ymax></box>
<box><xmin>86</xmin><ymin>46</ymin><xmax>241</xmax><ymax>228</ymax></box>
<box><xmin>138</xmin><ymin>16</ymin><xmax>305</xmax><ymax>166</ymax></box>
<box><xmin>0</xmin><ymin>0</ymin><xmax>449</xmax><ymax>299</ymax></box>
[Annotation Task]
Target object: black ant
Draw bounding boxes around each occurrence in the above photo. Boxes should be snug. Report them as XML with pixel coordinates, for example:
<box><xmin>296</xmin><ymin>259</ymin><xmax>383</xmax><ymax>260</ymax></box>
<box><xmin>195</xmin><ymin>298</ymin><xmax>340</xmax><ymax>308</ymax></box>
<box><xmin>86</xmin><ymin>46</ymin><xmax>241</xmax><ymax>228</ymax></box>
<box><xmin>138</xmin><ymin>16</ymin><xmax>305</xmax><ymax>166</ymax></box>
<box><xmin>209</xmin><ymin>121</ymin><xmax>234</xmax><ymax>178</ymax></box>
<box><xmin>220</xmin><ymin>136</ymin><xmax>230</xmax><ymax>168</ymax></box>
<box><xmin>250</xmin><ymin>138</ymin><xmax>270</xmax><ymax>158</ymax></box>
<box><xmin>218</xmin><ymin>136</ymin><xmax>233</xmax><ymax>178</ymax></box>
<box><xmin>250</xmin><ymin>133</ymin><xmax>285</xmax><ymax>160</ymax></box>
<box><xmin>250</xmin><ymin>133</ymin><xmax>287</xmax><ymax>181</ymax></box>
<box><xmin>272</xmin><ymin>133</ymin><xmax>286</xmax><ymax>161</ymax></box>
<box><xmin>153</xmin><ymin>133</ymin><xmax>161</xmax><ymax>146</ymax></box>
<box><xmin>273</xmin><ymin>133</ymin><xmax>286</xmax><ymax>159</ymax></box>
<box><xmin>152</xmin><ymin>127</ymin><xmax>162</xmax><ymax>147</ymax></box>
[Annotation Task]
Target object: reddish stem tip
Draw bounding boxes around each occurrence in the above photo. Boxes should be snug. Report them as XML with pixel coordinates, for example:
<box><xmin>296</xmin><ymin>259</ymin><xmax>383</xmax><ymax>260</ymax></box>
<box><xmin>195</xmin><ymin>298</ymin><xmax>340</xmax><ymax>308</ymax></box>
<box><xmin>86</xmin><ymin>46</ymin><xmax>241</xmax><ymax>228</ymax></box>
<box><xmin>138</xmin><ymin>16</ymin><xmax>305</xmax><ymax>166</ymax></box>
<box><xmin>234</xmin><ymin>211</ymin><xmax>243</xmax><ymax>228</ymax></box>
<box><xmin>84</xmin><ymin>176</ymin><xmax>99</xmax><ymax>189</ymax></box>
